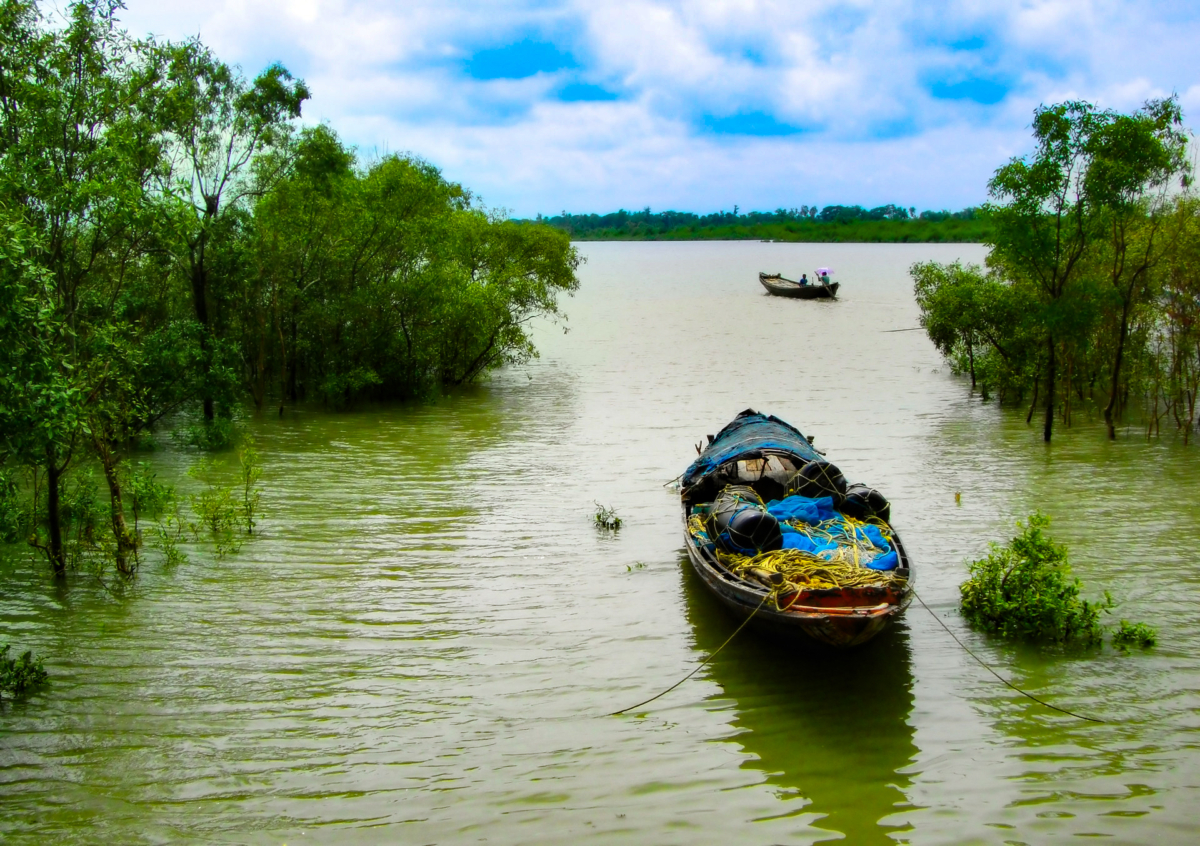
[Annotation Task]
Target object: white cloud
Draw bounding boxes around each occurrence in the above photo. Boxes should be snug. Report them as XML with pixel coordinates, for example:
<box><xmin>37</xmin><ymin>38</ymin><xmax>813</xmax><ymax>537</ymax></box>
<box><xmin>116</xmin><ymin>0</ymin><xmax>1200</xmax><ymax>215</ymax></box>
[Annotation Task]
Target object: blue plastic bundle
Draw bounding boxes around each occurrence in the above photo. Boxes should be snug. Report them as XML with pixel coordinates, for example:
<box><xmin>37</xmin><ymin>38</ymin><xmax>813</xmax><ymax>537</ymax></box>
<box><xmin>766</xmin><ymin>495</ymin><xmax>838</xmax><ymax>525</ymax></box>
<box><xmin>764</xmin><ymin>495</ymin><xmax>898</xmax><ymax>571</ymax></box>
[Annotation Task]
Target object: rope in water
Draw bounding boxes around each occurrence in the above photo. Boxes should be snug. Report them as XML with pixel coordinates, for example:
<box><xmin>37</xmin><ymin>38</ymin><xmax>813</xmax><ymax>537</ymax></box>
<box><xmin>912</xmin><ymin>589</ymin><xmax>1105</xmax><ymax>723</ymax></box>
<box><xmin>607</xmin><ymin>592</ymin><xmax>771</xmax><ymax>717</ymax></box>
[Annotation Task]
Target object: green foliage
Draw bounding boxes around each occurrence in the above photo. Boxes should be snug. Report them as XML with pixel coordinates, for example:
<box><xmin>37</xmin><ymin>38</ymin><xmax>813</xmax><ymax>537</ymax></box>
<box><xmin>960</xmin><ymin>514</ymin><xmax>1111</xmax><ymax>645</ymax></box>
<box><xmin>176</xmin><ymin>414</ymin><xmax>236</xmax><ymax>451</ymax></box>
<box><xmin>594</xmin><ymin>503</ymin><xmax>622</xmax><ymax>531</ymax></box>
<box><xmin>918</xmin><ymin>97</ymin><xmax>1192</xmax><ymax>441</ymax></box>
<box><xmin>0</xmin><ymin>643</ymin><xmax>48</xmax><ymax>699</ymax></box>
<box><xmin>237</xmin><ymin>435</ymin><xmax>263</xmax><ymax>534</ymax></box>
<box><xmin>0</xmin><ymin>2</ymin><xmax>576</xmax><ymax>578</ymax></box>
<box><xmin>187</xmin><ymin>460</ymin><xmax>242</xmax><ymax>556</ymax></box>
<box><xmin>59</xmin><ymin>471</ymin><xmax>102</xmax><ymax>540</ymax></box>
<box><xmin>0</xmin><ymin>468</ymin><xmax>30</xmax><ymax>543</ymax></box>
<box><xmin>152</xmin><ymin>503</ymin><xmax>189</xmax><ymax>568</ymax></box>
<box><xmin>1112</xmin><ymin>620</ymin><xmax>1157</xmax><ymax>648</ymax></box>
<box><xmin>247</xmin><ymin>140</ymin><xmax>581</xmax><ymax>406</ymax></box>
<box><xmin>126</xmin><ymin>462</ymin><xmax>174</xmax><ymax>523</ymax></box>
<box><xmin>912</xmin><ymin>260</ymin><xmax>1042</xmax><ymax>401</ymax></box>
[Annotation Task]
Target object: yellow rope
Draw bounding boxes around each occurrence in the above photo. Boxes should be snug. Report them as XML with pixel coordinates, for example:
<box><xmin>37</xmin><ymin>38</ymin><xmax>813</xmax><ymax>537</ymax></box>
<box><xmin>687</xmin><ymin>509</ymin><xmax>906</xmax><ymax>607</ymax></box>
<box><xmin>716</xmin><ymin>548</ymin><xmax>905</xmax><ymax>594</ymax></box>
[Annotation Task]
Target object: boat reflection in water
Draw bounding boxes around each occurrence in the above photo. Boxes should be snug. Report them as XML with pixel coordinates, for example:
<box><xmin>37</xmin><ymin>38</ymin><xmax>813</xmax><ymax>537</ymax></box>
<box><xmin>682</xmin><ymin>559</ymin><xmax>919</xmax><ymax>844</ymax></box>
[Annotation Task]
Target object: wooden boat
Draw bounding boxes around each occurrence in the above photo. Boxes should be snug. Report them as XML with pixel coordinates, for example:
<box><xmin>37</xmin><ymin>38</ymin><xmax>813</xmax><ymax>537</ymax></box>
<box><xmin>680</xmin><ymin>410</ymin><xmax>912</xmax><ymax>648</ymax></box>
<box><xmin>759</xmin><ymin>272</ymin><xmax>839</xmax><ymax>299</ymax></box>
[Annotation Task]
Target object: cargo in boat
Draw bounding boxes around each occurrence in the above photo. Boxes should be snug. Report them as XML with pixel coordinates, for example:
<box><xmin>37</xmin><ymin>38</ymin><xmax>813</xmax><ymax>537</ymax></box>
<box><xmin>680</xmin><ymin>410</ymin><xmax>912</xmax><ymax>648</ymax></box>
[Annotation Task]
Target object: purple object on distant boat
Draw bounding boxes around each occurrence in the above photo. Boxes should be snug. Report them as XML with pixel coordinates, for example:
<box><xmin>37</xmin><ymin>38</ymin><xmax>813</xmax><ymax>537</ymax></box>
<box><xmin>816</xmin><ymin>267</ymin><xmax>834</xmax><ymax>275</ymax></box>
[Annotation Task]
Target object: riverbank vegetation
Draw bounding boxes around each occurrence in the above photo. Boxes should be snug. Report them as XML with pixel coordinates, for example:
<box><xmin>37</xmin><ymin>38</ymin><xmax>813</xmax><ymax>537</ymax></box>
<box><xmin>0</xmin><ymin>1</ymin><xmax>579</xmax><ymax>580</ymax></box>
<box><xmin>914</xmin><ymin>98</ymin><xmax>1198</xmax><ymax>443</ymax></box>
<box><xmin>532</xmin><ymin>206</ymin><xmax>989</xmax><ymax>242</ymax></box>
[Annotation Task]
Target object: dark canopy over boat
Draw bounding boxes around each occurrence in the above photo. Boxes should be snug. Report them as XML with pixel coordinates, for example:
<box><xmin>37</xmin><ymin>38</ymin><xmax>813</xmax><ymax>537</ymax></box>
<box><xmin>681</xmin><ymin>410</ymin><xmax>912</xmax><ymax>648</ymax></box>
<box><xmin>759</xmin><ymin>272</ymin><xmax>839</xmax><ymax>299</ymax></box>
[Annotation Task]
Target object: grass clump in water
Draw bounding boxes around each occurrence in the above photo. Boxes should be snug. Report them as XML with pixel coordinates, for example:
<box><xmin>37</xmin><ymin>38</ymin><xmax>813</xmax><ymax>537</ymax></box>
<box><xmin>960</xmin><ymin>513</ymin><xmax>1111</xmax><ymax>645</ymax></box>
<box><xmin>594</xmin><ymin>503</ymin><xmax>622</xmax><ymax>531</ymax></box>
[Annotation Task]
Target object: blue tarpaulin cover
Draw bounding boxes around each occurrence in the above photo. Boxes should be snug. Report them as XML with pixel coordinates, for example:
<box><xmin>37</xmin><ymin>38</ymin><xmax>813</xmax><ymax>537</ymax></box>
<box><xmin>682</xmin><ymin>410</ymin><xmax>825</xmax><ymax>493</ymax></box>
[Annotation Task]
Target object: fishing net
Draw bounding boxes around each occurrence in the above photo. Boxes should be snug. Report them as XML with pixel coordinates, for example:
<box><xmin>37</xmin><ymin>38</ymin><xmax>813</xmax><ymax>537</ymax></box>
<box><xmin>786</xmin><ymin>461</ymin><xmax>847</xmax><ymax>503</ymax></box>
<box><xmin>688</xmin><ymin>486</ymin><xmax>906</xmax><ymax>603</ymax></box>
<box><xmin>707</xmin><ymin>485</ymin><xmax>783</xmax><ymax>555</ymax></box>
<box><xmin>716</xmin><ymin>548</ymin><xmax>907</xmax><ymax>593</ymax></box>
<box><xmin>842</xmin><ymin>482</ymin><xmax>891</xmax><ymax>523</ymax></box>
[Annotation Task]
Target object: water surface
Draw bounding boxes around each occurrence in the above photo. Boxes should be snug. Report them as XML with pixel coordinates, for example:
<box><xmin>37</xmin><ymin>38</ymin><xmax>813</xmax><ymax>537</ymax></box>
<box><xmin>2</xmin><ymin>241</ymin><xmax>1198</xmax><ymax>844</ymax></box>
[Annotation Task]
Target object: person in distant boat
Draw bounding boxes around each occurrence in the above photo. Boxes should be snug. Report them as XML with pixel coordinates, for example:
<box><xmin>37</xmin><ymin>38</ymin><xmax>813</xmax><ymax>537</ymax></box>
<box><xmin>818</xmin><ymin>271</ymin><xmax>830</xmax><ymax>285</ymax></box>
<box><xmin>799</xmin><ymin>273</ymin><xmax>809</xmax><ymax>286</ymax></box>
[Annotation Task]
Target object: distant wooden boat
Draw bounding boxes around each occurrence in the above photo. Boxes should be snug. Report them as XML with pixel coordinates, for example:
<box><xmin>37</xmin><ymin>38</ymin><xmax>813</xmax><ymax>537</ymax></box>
<box><xmin>759</xmin><ymin>272</ymin><xmax>839</xmax><ymax>299</ymax></box>
<box><xmin>681</xmin><ymin>410</ymin><xmax>912</xmax><ymax>648</ymax></box>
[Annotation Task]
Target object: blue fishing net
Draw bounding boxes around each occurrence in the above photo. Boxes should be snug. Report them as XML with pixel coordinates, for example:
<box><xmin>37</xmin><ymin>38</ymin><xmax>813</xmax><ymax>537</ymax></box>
<box><xmin>766</xmin><ymin>494</ymin><xmax>899</xmax><ymax>571</ymax></box>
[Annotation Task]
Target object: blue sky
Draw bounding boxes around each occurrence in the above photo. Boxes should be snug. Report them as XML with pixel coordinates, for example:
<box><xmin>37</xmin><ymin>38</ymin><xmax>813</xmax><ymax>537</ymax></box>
<box><xmin>117</xmin><ymin>0</ymin><xmax>1200</xmax><ymax>217</ymax></box>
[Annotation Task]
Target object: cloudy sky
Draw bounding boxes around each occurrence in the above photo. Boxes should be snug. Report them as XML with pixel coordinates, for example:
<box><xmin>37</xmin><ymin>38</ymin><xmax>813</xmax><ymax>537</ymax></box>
<box><xmin>114</xmin><ymin>0</ymin><xmax>1200</xmax><ymax>217</ymax></box>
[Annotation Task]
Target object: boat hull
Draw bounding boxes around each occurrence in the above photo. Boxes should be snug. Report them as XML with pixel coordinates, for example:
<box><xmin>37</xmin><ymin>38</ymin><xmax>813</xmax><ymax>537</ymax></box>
<box><xmin>682</xmin><ymin>512</ymin><xmax>912</xmax><ymax>648</ymax></box>
<box><xmin>759</xmin><ymin>273</ymin><xmax>839</xmax><ymax>299</ymax></box>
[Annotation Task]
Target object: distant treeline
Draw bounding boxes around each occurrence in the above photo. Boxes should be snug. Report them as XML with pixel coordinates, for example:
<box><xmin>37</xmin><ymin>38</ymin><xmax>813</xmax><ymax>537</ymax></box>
<box><xmin>528</xmin><ymin>205</ymin><xmax>989</xmax><ymax>242</ymax></box>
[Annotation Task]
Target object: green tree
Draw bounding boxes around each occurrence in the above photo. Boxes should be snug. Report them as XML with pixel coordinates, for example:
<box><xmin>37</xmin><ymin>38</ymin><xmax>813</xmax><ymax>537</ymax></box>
<box><xmin>1083</xmin><ymin>99</ymin><xmax>1190</xmax><ymax>438</ymax></box>
<box><xmin>912</xmin><ymin>260</ymin><xmax>1039</xmax><ymax>400</ymax></box>
<box><xmin>0</xmin><ymin>0</ymin><xmax>169</xmax><ymax>574</ymax></box>
<box><xmin>247</xmin><ymin>141</ymin><xmax>580</xmax><ymax>407</ymax></box>
<box><xmin>980</xmin><ymin>97</ymin><xmax>1190</xmax><ymax>441</ymax></box>
<box><xmin>0</xmin><ymin>210</ymin><xmax>82</xmax><ymax>575</ymax></box>
<box><xmin>985</xmin><ymin>102</ymin><xmax>1109</xmax><ymax>441</ymax></box>
<box><xmin>1156</xmin><ymin>198</ymin><xmax>1200</xmax><ymax>442</ymax></box>
<box><xmin>155</xmin><ymin>39</ymin><xmax>308</xmax><ymax>420</ymax></box>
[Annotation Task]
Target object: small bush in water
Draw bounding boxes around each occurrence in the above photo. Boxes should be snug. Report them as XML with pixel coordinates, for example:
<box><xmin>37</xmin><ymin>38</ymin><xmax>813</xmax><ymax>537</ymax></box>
<box><xmin>1112</xmin><ymin>620</ymin><xmax>1157</xmax><ymax>649</ymax></box>
<box><xmin>594</xmin><ymin>503</ymin><xmax>622</xmax><ymax>530</ymax></box>
<box><xmin>960</xmin><ymin>513</ymin><xmax>1111</xmax><ymax>645</ymax></box>
<box><xmin>0</xmin><ymin>644</ymin><xmax>48</xmax><ymax>698</ymax></box>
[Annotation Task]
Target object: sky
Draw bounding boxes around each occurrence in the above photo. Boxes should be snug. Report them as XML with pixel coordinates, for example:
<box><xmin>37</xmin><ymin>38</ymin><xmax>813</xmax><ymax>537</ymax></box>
<box><xmin>111</xmin><ymin>0</ymin><xmax>1200</xmax><ymax>217</ymax></box>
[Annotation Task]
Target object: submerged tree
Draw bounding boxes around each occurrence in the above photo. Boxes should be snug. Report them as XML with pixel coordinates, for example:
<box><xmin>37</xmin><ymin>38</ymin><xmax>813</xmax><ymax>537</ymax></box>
<box><xmin>0</xmin><ymin>0</ymin><xmax>173</xmax><ymax>574</ymax></box>
<box><xmin>917</xmin><ymin>97</ymin><xmax>1195</xmax><ymax>443</ymax></box>
<box><xmin>0</xmin><ymin>2</ymin><xmax>581</xmax><ymax>580</ymax></box>
<box><xmin>912</xmin><ymin>260</ymin><xmax>1039</xmax><ymax>402</ymax></box>
<box><xmin>155</xmin><ymin>39</ymin><xmax>309</xmax><ymax>421</ymax></box>
<box><xmin>246</xmin><ymin>129</ymin><xmax>580</xmax><ymax>408</ymax></box>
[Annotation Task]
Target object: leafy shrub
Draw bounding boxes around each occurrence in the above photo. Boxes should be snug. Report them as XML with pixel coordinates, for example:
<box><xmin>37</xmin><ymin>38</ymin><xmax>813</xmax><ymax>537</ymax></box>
<box><xmin>594</xmin><ymin>503</ymin><xmax>622</xmax><ymax>531</ymax></box>
<box><xmin>176</xmin><ymin>414</ymin><xmax>235</xmax><ymax>451</ymax></box>
<box><xmin>960</xmin><ymin>513</ymin><xmax>1111</xmax><ymax>645</ymax></box>
<box><xmin>127</xmin><ymin>462</ymin><xmax>174</xmax><ymax>524</ymax></box>
<box><xmin>1112</xmin><ymin>620</ymin><xmax>1157</xmax><ymax>648</ymax></box>
<box><xmin>0</xmin><ymin>644</ymin><xmax>48</xmax><ymax>698</ymax></box>
<box><xmin>190</xmin><ymin>484</ymin><xmax>241</xmax><ymax>556</ymax></box>
<box><xmin>187</xmin><ymin>460</ymin><xmax>242</xmax><ymax>556</ymax></box>
<box><xmin>61</xmin><ymin>471</ymin><xmax>101</xmax><ymax>542</ymax></box>
<box><xmin>152</xmin><ymin>505</ymin><xmax>189</xmax><ymax>567</ymax></box>
<box><xmin>237</xmin><ymin>436</ymin><xmax>263</xmax><ymax>534</ymax></box>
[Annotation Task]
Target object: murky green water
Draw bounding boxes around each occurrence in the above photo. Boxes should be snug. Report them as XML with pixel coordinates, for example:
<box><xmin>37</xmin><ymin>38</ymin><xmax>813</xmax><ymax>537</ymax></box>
<box><xmin>3</xmin><ymin>242</ymin><xmax>1199</xmax><ymax>844</ymax></box>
